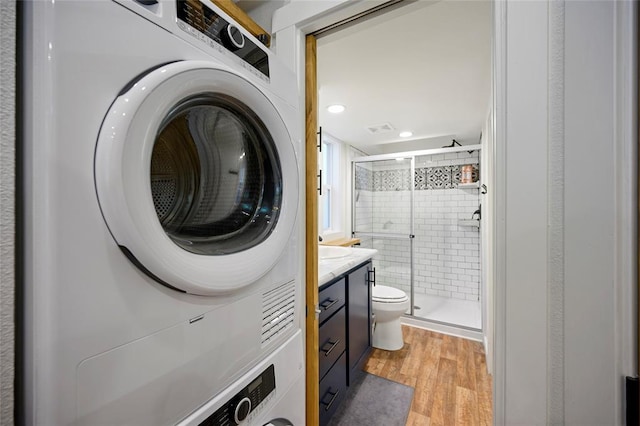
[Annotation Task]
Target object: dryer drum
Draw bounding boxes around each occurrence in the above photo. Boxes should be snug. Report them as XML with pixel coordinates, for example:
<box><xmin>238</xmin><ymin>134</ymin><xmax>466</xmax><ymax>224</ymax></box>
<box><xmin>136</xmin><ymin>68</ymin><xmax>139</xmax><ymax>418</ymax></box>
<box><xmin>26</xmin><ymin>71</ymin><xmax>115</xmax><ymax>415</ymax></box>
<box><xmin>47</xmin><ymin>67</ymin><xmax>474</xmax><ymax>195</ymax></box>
<box><xmin>150</xmin><ymin>131</ymin><xmax>199</xmax><ymax>224</ymax></box>
<box><xmin>150</xmin><ymin>93</ymin><xmax>283</xmax><ymax>256</ymax></box>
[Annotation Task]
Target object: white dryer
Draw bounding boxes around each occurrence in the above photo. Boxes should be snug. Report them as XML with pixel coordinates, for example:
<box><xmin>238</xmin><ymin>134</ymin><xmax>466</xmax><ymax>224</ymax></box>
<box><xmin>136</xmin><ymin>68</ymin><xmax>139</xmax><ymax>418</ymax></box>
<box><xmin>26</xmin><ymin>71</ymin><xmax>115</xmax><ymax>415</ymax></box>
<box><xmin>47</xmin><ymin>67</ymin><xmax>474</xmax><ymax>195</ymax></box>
<box><xmin>177</xmin><ymin>331</ymin><xmax>305</xmax><ymax>426</ymax></box>
<box><xmin>21</xmin><ymin>1</ymin><xmax>303</xmax><ymax>425</ymax></box>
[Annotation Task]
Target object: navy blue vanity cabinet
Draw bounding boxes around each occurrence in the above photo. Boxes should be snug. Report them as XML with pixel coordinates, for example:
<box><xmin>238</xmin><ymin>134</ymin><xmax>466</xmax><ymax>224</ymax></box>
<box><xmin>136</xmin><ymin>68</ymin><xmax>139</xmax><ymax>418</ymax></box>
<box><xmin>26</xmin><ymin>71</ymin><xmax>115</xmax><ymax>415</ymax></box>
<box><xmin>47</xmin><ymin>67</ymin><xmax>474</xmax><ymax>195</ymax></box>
<box><xmin>318</xmin><ymin>259</ymin><xmax>373</xmax><ymax>426</ymax></box>
<box><xmin>346</xmin><ymin>260</ymin><xmax>373</xmax><ymax>385</ymax></box>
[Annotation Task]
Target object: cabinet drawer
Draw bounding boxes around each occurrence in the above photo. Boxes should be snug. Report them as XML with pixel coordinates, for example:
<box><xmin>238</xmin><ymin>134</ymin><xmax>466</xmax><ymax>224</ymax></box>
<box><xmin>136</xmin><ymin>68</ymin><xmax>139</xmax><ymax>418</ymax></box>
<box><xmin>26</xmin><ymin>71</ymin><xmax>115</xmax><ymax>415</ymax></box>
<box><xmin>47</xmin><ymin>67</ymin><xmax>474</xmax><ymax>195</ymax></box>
<box><xmin>319</xmin><ymin>351</ymin><xmax>347</xmax><ymax>426</ymax></box>
<box><xmin>319</xmin><ymin>305</ymin><xmax>346</xmax><ymax>381</ymax></box>
<box><xmin>318</xmin><ymin>278</ymin><xmax>345</xmax><ymax>325</ymax></box>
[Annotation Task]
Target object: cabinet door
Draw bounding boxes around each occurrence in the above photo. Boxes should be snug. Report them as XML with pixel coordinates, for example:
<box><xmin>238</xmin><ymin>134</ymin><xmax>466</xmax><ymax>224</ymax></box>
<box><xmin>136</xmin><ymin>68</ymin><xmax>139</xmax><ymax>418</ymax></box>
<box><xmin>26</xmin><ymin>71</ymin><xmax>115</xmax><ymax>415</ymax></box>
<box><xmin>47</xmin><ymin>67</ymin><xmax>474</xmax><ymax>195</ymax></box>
<box><xmin>347</xmin><ymin>261</ymin><xmax>372</xmax><ymax>382</ymax></box>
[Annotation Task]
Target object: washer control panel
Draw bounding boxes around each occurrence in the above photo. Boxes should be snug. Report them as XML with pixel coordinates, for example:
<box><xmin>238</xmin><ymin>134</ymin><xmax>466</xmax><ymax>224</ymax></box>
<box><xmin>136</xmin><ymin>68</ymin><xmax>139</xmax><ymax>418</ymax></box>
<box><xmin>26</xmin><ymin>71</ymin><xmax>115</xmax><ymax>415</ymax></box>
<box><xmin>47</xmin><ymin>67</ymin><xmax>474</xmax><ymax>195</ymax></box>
<box><xmin>176</xmin><ymin>0</ymin><xmax>270</xmax><ymax>78</ymax></box>
<box><xmin>198</xmin><ymin>365</ymin><xmax>276</xmax><ymax>425</ymax></box>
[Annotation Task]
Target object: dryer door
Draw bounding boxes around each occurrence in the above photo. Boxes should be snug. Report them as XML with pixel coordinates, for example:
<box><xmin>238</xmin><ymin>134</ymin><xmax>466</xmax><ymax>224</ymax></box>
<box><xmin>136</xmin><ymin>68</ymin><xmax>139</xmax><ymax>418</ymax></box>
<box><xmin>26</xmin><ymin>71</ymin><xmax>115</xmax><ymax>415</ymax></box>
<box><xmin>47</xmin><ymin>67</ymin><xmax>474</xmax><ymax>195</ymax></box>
<box><xmin>95</xmin><ymin>61</ymin><xmax>298</xmax><ymax>295</ymax></box>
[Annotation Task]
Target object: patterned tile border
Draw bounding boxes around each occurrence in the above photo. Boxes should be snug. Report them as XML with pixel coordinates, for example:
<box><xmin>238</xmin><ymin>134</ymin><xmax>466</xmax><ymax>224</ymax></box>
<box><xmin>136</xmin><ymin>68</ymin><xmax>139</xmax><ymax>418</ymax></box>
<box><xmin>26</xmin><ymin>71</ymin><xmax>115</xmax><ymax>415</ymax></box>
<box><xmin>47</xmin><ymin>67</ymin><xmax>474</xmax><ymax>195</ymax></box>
<box><xmin>354</xmin><ymin>165</ymin><xmax>374</xmax><ymax>191</ymax></box>
<box><xmin>373</xmin><ymin>169</ymin><xmax>412</xmax><ymax>191</ymax></box>
<box><xmin>355</xmin><ymin>163</ymin><xmax>479</xmax><ymax>191</ymax></box>
<box><xmin>357</xmin><ymin>164</ymin><xmax>478</xmax><ymax>191</ymax></box>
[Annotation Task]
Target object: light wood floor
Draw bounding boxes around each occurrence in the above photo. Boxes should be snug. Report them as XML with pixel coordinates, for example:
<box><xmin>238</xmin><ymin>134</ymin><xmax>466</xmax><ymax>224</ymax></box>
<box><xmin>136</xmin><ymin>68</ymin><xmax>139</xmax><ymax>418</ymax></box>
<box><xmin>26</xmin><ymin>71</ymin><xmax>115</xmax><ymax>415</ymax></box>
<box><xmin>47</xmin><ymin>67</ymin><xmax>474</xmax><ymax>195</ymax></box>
<box><xmin>363</xmin><ymin>325</ymin><xmax>493</xmax><ymax>426</ymax></box>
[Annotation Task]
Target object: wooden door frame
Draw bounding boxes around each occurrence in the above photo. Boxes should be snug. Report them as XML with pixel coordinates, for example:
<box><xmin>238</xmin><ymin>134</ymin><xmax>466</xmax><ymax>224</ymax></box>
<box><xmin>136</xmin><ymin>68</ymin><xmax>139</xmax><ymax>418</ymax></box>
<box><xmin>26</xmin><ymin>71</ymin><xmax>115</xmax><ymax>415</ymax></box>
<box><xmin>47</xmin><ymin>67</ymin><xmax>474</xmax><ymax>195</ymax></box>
<box><xmin>304</xmin><ymin>34</ymin><xmax>320</xmax><ymax>426</ymax></box>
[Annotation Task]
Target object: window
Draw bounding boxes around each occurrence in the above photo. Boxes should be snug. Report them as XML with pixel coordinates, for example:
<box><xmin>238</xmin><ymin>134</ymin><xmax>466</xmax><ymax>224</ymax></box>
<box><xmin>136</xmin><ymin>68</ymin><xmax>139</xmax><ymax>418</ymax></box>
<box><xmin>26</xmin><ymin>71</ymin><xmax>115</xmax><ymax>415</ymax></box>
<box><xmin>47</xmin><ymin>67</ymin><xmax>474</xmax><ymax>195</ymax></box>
<box><xmin>321</xmin><ymin>141</ymin><xmax>333</xmax><ymax>230</ymax></box>
<box><xmin>319</xmin><ymin>134</ymin><xmax>343</xmax><ymax>238</ymax></box>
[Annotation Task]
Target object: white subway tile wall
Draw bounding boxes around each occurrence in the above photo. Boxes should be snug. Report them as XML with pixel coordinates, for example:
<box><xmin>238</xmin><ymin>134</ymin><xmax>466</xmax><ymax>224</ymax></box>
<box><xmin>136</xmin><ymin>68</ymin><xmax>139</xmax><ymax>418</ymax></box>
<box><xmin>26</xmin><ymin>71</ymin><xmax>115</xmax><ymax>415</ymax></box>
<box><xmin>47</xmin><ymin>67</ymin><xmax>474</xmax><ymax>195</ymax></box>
<box><xmin>354</xmin><ymin>151</ymin><xmax>480</xmax><ymax>302</ymax></box>
<box><xmin>354</xmin><ymin>164</ymin><xmax>374</xmax><ymax>235</ymax></box>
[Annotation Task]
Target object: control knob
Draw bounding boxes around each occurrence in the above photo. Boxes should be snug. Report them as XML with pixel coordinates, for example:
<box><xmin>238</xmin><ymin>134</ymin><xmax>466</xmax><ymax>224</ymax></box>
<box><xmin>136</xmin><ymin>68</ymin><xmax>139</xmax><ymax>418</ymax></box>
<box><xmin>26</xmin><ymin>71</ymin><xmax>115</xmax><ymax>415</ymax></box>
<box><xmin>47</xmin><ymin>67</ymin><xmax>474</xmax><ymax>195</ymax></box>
<box><xmin>221</xmin><ymin>24</ymin><xmax>245</xmax><ymax>51</ymax></box>
<box><xmin>234</xmin><ymin>397</ymin><xmax>252</xmax><ymax>424</ymax></box>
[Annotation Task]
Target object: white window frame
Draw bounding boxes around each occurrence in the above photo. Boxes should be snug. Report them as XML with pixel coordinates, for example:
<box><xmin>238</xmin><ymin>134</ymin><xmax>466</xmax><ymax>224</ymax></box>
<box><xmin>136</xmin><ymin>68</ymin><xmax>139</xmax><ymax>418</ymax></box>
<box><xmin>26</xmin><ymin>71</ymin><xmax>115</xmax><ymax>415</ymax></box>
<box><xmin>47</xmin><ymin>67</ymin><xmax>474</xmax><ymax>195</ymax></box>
<box><xmin>318</xmin><ymin>133</ymin><xmax>344</xmax><ymax>241</ymax></box>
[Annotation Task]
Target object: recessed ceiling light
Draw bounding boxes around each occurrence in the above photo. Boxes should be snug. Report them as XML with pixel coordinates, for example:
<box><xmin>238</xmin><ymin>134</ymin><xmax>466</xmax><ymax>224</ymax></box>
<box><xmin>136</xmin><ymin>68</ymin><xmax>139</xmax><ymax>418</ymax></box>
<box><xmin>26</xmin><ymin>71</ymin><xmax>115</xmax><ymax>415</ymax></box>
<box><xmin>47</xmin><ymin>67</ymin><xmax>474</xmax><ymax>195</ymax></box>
<box><xmin>399</xmin><ymin>131</ymin><xmax>413</xmax><ymax>138</ymax></box>
<box><xmin>327</xmin><ymin>104</ymin><xmax>346</xmax><ymax>114</ymax></box>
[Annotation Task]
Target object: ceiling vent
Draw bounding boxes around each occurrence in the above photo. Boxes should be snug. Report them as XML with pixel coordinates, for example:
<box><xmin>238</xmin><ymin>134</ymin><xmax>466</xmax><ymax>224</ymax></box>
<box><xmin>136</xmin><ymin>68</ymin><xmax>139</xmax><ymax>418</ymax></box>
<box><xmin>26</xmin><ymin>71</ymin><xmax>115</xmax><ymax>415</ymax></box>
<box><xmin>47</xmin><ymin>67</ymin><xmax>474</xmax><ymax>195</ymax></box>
<box><xmin>366</xmin><ymin>123</ymin><xmax>395</xmax><ymax>134</ymax></box>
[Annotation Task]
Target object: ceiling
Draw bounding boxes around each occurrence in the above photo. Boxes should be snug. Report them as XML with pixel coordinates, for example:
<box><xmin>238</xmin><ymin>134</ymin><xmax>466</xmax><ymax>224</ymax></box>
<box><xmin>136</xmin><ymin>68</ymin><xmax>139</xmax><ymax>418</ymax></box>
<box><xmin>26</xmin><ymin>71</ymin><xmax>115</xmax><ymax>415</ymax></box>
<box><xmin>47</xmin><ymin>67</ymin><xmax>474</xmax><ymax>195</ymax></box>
<box><xmin>316</xmin><ymin>0</ymin><xmax>491</xmax><ymax>155</ymax></box>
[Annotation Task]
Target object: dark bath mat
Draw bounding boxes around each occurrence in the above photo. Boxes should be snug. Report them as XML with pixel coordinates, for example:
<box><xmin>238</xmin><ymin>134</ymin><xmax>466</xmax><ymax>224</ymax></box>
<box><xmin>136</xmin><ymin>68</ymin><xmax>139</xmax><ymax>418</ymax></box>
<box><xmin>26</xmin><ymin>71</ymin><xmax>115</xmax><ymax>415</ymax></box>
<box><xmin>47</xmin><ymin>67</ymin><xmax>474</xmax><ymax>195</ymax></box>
<box><xmin>328</xmin><ymin>373</ymin><xmax>414</xmax><ymax>426</ymax></box>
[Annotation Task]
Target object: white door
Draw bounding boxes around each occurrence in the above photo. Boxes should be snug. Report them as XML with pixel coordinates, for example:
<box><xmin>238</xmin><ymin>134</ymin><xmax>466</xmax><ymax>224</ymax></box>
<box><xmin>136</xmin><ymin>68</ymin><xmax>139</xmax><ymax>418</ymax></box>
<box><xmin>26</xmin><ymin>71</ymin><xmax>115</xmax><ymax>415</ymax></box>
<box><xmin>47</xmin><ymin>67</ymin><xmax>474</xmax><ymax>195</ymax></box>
<box><xmin>95</xmin><ymin>61</ymin><xmax>298</xmax><ymax>295</ymax></box>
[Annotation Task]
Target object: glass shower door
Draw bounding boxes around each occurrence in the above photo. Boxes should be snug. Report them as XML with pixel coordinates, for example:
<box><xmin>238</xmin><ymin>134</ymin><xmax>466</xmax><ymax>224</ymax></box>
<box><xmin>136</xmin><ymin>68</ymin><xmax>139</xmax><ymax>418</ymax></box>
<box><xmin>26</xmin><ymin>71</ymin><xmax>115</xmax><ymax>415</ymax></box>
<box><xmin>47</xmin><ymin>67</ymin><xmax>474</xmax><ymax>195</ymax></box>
<box><xmin>352</xmin><ymin>157</ymin><xmax>415</xmax><ymax>314</ymax></box>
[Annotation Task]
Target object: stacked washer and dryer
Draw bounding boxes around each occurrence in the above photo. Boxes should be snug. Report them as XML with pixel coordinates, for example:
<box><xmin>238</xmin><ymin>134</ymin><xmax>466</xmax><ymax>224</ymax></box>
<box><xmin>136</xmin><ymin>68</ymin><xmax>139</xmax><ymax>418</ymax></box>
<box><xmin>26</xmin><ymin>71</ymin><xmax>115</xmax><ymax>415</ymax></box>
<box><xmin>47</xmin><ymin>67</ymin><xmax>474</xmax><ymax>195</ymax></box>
<box><xmin>22</xmin><ymin>0</ymin><xmax>304</xmax><ymax>424</ymax></box>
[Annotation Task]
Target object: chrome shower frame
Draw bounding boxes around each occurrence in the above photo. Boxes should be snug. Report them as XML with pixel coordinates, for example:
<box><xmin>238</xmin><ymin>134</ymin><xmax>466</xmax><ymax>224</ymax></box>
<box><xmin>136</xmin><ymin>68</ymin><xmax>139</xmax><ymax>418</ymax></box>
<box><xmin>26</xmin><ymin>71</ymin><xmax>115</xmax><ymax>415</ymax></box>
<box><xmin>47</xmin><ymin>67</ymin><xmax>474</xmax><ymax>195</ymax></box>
<box><xmin>351</xmin><ymin>144</ymin><xmax>482</xmax><ymax>320</ymax></box>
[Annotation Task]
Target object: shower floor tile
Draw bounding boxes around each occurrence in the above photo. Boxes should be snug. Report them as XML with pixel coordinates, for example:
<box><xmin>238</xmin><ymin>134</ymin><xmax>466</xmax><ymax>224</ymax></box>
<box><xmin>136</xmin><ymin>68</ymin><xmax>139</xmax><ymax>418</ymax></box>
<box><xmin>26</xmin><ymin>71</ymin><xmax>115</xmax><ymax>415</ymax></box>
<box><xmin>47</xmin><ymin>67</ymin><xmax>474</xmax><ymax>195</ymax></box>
<box><xmin>411</xmin><ymin>293</ymin><xmax>481</xmax><ymax>329</ymax></box>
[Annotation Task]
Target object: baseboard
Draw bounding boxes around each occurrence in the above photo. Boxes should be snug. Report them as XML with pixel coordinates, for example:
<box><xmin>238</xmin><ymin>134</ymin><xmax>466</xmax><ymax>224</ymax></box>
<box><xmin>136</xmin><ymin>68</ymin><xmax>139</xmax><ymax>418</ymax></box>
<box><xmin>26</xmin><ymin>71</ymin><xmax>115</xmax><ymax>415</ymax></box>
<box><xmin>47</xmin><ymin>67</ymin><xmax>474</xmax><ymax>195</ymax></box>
<box><xmin>401</xmin><ymin>316</ymin><xmax>484</xmax><ymax>342</ymax></box>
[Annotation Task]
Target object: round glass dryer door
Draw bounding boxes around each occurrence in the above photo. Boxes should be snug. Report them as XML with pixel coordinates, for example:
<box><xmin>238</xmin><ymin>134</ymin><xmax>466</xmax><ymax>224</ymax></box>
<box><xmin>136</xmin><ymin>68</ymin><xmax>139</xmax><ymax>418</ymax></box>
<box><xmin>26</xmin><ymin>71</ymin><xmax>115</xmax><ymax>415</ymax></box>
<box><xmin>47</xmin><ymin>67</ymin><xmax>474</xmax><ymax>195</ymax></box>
<box><xmin>95</xmin><ymin>61</ymin><xmax>298</xmax><ymax>295</ymax></box>
<box><xmin>151</xmin><ymin>93</ymin><xmax>281</xmax><ymax>256</ymax></box>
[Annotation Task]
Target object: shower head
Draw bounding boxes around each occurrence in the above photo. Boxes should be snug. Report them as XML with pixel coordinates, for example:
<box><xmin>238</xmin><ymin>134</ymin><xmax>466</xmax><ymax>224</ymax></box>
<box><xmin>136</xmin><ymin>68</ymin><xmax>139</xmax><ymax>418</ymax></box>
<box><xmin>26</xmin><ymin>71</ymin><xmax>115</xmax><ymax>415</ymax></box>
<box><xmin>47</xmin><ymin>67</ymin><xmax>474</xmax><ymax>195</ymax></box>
<box><xmin>442</xmin><ymin>139</ymin><xmax>462</xmax><ymax>148</ymax></box>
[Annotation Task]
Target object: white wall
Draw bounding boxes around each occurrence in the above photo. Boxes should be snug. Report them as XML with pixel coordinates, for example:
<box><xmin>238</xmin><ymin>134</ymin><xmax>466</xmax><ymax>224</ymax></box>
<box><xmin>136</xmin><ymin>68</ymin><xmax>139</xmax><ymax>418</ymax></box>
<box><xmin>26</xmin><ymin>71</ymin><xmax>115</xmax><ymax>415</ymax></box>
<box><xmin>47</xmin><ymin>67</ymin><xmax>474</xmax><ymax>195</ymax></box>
<box><xmin>563</xmin><ymin>1</ymin><xmax>619</xmax><ymax>421</ymax></box>
<box><xmin>499</xmin><ymin>4</ymin><xmax>550</xmax><ymax>421</ymax></box>
<box><xmin>494</xmin><ymin>0</ymin><xmax>637</xmax><ymax>424</ymax></box>
<box><xmin>0</xmin><ymin>1</ymin><xmax>15</xmax><ymax>424</ymax></box>
<box><xmin>236</xmin><ymin>0</ymin><xmax>288</xmax><ymax>34</ymax></box>
<box><xmin>614</xmin><ymin>2</ymin><xmax>639</xmax><ymax>421</ymax></box>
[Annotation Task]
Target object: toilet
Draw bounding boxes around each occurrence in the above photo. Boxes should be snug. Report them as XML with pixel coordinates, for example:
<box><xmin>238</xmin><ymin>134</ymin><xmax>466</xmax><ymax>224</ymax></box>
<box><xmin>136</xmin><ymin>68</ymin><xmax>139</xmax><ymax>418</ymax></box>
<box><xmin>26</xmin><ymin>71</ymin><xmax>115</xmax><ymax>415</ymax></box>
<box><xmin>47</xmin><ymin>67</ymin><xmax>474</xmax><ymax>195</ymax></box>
<box><xmin>371</xmin><ymin>285</ymin><xmax>411</xmax><ymax>351</ymax></box>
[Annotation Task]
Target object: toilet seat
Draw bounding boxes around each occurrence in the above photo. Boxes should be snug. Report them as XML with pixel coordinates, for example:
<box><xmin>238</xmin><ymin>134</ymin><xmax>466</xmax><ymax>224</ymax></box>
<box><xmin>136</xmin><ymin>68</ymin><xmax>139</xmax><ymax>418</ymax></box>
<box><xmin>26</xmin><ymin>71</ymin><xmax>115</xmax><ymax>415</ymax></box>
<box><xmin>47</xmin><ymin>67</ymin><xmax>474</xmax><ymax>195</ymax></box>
<box><xmin>372</xmin><ymin>285</ymin><xmax>409</xmax><ymax>303</ymax></box>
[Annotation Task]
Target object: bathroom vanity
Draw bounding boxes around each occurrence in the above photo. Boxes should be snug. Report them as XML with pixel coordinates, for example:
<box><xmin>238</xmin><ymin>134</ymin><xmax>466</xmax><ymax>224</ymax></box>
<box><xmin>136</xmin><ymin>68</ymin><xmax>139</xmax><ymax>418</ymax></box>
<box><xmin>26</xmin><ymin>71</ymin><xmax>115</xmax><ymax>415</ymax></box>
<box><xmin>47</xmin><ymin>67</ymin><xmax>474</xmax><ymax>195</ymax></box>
<box><xmin>317</xmin><ymin>247</ymin><xmax>377</xmax><ymax>426</ymax></box>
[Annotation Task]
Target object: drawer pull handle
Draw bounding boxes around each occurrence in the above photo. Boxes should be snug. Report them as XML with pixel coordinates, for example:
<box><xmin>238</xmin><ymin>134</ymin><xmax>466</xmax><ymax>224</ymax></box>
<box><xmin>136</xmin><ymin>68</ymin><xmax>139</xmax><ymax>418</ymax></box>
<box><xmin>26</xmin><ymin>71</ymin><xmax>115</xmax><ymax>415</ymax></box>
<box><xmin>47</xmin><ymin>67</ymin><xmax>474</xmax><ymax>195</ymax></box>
<box><xmin>322</xmin><ymin>339</ymin><xmax>341</xmax><ymax>356</ymax></box>
<box><xmin>321</xmin><ymin>388</ymin><xmax>341</xmax><ymax>411</ymax></box>
<box><xmin>320</xmin><ymin>298</ymin><xmax>339</xmax><ymax>310</ymax></box>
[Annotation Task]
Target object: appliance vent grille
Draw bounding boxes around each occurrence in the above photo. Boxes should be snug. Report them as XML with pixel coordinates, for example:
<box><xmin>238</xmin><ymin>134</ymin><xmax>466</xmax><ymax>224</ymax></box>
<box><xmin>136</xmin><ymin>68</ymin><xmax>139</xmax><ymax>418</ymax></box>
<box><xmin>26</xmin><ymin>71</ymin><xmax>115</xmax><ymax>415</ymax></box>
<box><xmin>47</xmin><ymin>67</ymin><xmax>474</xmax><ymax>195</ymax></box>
<box><xmin>366</xmin><ymin>123</ymin><xmax>395</xmax><ymax>134</ymax></box>
<box><xmin>261</xmin><ymin>280</ymin><xmax>295</xmax><ymax>346</ymax></box>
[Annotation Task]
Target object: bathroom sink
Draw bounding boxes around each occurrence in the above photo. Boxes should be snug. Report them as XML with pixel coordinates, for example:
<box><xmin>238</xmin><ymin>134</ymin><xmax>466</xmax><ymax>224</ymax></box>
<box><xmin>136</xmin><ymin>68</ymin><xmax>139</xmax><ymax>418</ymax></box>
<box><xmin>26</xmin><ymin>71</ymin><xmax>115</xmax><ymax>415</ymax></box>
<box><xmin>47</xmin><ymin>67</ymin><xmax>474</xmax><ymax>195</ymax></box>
<box><xmin>318</xmin><ymin>246</ymin><xmax>353</xmax><ymax>260</ymax></box>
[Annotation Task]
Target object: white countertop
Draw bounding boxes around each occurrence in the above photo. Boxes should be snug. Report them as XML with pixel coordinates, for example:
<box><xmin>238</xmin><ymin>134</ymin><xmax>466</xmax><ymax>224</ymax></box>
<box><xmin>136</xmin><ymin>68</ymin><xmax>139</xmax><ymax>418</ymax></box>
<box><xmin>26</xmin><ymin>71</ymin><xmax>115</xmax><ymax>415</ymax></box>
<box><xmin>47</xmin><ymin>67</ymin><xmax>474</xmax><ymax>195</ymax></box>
<box><xmin>318</xmin><ymin>247</ymin><xmax>378</xmax><ymax>287</ymax></box>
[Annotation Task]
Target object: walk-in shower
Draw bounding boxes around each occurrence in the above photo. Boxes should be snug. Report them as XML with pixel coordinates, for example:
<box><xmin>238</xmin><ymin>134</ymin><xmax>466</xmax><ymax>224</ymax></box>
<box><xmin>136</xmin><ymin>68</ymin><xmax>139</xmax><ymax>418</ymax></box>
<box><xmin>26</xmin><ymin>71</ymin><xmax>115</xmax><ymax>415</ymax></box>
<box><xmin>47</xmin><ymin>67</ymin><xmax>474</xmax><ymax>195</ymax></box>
<box><xmin>352</xmin><ymin>146</ymin><xmax>482</xmax><ymax>330</ymax></box>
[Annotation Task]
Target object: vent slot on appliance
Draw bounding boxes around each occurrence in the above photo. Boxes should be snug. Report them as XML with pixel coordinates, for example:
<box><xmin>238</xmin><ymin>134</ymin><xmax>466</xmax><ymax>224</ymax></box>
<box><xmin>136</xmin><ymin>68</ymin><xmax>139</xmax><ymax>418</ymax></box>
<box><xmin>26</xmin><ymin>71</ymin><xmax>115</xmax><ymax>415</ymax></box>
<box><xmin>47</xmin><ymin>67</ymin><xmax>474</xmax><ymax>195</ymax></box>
<box><xmin>366</xmin><ymin>123</ymin><xmax>395</xmax><ymax>134</ymax></box>
<box><xmin>261</xmin><ymin>280</ymin><xmax>296</xmax><ymax>346</ymax></box>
